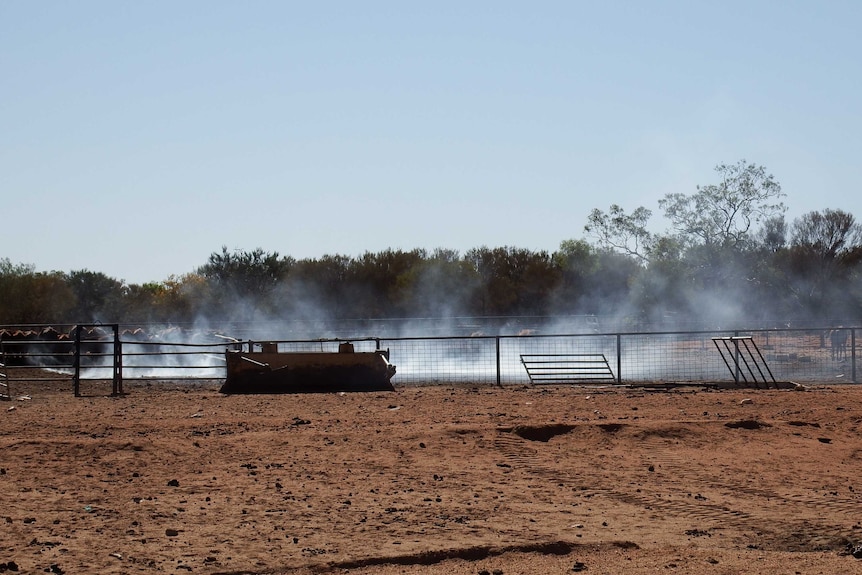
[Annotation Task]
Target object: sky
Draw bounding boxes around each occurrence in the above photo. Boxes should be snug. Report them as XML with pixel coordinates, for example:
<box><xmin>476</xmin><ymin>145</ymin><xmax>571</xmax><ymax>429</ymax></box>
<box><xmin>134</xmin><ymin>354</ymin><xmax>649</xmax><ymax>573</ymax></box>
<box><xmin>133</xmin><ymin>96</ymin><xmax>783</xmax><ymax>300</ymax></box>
<box><xmin>3</xmin><ymin>1</ymin><xmax>861</xmax><ymax>285</ymax></box>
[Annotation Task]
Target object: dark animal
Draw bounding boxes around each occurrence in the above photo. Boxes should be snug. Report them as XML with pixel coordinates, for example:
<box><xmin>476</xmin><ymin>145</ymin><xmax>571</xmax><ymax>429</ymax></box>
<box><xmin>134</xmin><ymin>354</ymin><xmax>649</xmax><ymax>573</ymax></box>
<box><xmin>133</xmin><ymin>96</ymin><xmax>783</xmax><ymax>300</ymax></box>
<box><xmin>830</xmin><ymin>328</ymin><xmax>848</xmax><ymax>361</ymax></box>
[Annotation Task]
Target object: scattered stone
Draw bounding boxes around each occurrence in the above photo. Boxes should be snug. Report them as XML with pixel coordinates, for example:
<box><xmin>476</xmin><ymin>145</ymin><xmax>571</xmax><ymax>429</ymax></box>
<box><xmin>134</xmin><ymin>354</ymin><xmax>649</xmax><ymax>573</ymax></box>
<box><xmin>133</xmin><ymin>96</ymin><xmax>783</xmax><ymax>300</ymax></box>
<box><xmin>648</xmin><ymin>465</ymin><xmax>655</xmax><ymax>472</ymax></box>
<box><xmin>572</xmin><ymin>561</ymin><xmax>587</xmax><ymax>572</ymax></box>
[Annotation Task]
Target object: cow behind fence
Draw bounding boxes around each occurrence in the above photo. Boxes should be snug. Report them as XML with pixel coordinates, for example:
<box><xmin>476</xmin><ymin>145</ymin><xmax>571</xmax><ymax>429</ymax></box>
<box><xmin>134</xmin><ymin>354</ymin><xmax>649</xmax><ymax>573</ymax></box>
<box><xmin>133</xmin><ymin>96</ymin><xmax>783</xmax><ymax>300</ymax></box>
<box><xmin>830</xmin><ymin>328</ymin><xmax>848</xmax><ymax>361</ymax></box>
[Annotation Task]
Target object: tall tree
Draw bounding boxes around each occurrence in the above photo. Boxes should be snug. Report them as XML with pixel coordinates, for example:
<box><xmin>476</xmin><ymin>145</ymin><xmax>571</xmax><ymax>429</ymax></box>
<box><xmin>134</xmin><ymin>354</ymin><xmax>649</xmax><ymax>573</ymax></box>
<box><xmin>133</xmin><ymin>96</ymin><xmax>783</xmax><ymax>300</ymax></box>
<box><xmin>658</xmin><ymin>160</ymin><xmax>785</xmax><ymax>249</ymax></box>
<box><xmin>786</xmin><ymin>209</ymin><xmax>862</xmax><ymax>317</ymax></box>
<box><xmin>66</xmin><ymin>269</ymin><xmax>125</xmax><ymax>321</ymax></box>
<box><xmin>197</xmin><ymin>247</ymin><xmax>293</xmax><ymax>320</ymax></box>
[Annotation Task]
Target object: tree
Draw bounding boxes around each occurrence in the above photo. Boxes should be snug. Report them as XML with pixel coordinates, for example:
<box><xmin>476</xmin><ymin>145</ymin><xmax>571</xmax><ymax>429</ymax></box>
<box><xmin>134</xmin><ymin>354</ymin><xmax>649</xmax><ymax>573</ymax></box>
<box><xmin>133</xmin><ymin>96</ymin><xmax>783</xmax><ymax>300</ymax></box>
<box><xmin>584</xmin><ymin>205</ymin><xmax>654</xmax><ymax>264</ymax></box>
<box><xmin>197</xmin><ymin>247</ymin><xmax>293</xmax><ymax>320</ymax></box>
<box><xmin>464</xmin><ymin>246</ymin><xmax>559</xmax><ymax>316</ymax></box>
<box><xmin>786</xmin><ymin>209</ymin><xmax>862</xmax><ymax>318</ymax></box>
<box><xmin>352</xmin><ymin>249</ymin><xmax>427</xmax><ymax>317</ymax></box>
<box><xmin>393</xmin><ymin>248</ymin><xmax>479</xmax><ymax>317</ymax></box>
<box><xmin>66</xmin><ymin>269</ymin><xmax>125</xmax><ymax>321</ymax></box>
<box><xmin>0</xmin><ymin>260</ymin><xmax>75</xmax><ymax>324</ymax></box>
<box><xmin>658</xmin><ymin>160</ymin><xmax>785</xmax><ymax>249</ymax></box>
<box><xmin>756</xmin><ymin>215</ymin><xmax>788</xmax><ymax>253</ymax></box>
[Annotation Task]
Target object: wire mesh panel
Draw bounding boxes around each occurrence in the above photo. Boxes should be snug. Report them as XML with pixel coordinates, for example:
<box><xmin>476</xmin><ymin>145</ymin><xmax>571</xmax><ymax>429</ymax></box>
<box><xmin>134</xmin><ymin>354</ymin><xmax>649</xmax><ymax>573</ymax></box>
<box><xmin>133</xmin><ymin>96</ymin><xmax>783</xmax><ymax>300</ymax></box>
<box><xmin>751</xmin><ymin>329</ymin><xmax>853</xmax><ymax>383</ymax></box>
<box><xmin>1</xmin><ymin>324</ymin><xmax>857</xmax><ymax>390</ymax></box>
<box><xmin>382</xmin><ymin>337</ymin><xmax>499</xmax><ymax>384</ymax></box>
<box><xmin>618</xmin><ymin>332</ymin><xmax>730</xmax><ymax>383</ymax></box>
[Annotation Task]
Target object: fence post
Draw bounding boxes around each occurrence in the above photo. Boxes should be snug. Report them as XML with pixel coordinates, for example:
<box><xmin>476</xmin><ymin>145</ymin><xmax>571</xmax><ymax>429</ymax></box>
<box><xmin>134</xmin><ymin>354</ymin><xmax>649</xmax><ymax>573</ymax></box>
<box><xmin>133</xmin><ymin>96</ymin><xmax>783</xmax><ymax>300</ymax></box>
<box><xmin>495</xmin><ymin>337</ymin><xmax>501</xmax><ymax>387</ymax></box>
<box><xmin>73</xmin><ymin>326</ymin><xmax>81</xmax><ymax>397</ymax></box>
<box><xmin>616</xmin><ymin>333</ymin><xmax>622</xmax><ymax>384</ymax></box>
<box><xmin>852</xmin><ymin>328</ymin><xmax>857</xmax><ymax>384</ymax></box>
<box><xmin>112</xmin><ymin>324</ymin><xmax>123</xmax><ymax>396</ymax></box>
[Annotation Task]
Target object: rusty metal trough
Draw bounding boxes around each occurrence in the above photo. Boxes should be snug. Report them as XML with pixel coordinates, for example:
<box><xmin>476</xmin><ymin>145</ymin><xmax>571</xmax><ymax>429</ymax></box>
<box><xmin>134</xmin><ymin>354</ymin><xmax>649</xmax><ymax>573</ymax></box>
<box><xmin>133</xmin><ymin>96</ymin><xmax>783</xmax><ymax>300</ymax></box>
<box><xmin>219</xmin><ymin>341</ymin><xmax>396</xmax><ymax>394</ymax></box>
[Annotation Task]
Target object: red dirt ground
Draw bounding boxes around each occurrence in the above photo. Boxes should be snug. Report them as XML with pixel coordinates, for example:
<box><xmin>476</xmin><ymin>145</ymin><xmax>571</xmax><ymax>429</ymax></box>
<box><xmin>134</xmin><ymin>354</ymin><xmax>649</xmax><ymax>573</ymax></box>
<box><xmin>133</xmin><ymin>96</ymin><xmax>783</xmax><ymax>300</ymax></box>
<box><xmin>2</xmin><ymin>376</ymin><xmax>862</xmax><ymax>574</ymax></box>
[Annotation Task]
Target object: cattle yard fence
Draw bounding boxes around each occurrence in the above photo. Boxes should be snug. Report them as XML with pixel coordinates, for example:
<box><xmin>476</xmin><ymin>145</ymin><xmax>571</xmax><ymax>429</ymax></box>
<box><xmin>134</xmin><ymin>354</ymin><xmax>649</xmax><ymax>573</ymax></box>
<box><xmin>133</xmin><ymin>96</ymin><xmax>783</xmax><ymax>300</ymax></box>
<box><xmin>0</xmin><ymin>324</ymin><xmax>858</xmax><ymax>396</ymax></box>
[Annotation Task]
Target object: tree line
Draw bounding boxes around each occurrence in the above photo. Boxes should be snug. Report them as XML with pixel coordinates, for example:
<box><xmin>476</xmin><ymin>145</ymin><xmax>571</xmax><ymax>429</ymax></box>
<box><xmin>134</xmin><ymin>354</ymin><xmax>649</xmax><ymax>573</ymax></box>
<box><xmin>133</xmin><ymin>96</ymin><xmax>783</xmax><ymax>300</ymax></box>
<box><xmin>2</xmin><ymin>160</ymin><xmax>861</xmax><ymax>329</ymax></box>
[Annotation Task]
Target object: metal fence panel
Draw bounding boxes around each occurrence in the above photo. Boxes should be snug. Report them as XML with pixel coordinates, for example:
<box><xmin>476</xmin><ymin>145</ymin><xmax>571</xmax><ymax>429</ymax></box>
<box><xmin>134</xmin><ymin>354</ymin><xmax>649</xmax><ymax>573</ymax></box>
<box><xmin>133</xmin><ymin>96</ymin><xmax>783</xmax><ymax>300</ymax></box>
<box><xmin>1</xmin><ymin>325</ymin><xmax>858</xmax><ymax>391</ymax></box>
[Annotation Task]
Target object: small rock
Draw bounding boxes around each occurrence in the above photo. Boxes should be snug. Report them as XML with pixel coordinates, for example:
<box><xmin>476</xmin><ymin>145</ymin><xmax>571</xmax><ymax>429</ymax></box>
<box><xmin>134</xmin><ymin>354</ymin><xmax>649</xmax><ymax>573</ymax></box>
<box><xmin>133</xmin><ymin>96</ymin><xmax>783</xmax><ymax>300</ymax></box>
<box><xmin>167</xmin><ymin>479</ymin><xmax>180</xmax><ymax>487</ymax></box>
<box><xmin>740</xmin><ymin>398</ymin><xmax>753</xmax><ymax>405</ymax></box>
<box><xmin>165</xmin><ymin>528</ymin><xmax>180</xmax><ymax>537</ymax></box>
<box><xmin>572</xmin><ymin>561</ymin><xmax>587</xmax><ymax>572</ymax></box>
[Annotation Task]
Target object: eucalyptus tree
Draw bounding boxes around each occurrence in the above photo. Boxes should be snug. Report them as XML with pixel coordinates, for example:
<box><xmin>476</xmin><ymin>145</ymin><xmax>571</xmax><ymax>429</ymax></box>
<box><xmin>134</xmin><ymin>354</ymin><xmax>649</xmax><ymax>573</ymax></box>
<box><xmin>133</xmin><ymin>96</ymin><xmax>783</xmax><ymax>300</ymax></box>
<box><xmin>786</xmin><ymin>209</ymin><xmax>862</xmax><ymax>318</ymax></box>
<box><xmin>196</xmin><ymin>247</ymin><xmax>294</xmax><ymax>321</ymax></box>
<box><xmin>584</xmin><ymin>161</ymin><xmax>787</xmax><ymax>326</ymax></box>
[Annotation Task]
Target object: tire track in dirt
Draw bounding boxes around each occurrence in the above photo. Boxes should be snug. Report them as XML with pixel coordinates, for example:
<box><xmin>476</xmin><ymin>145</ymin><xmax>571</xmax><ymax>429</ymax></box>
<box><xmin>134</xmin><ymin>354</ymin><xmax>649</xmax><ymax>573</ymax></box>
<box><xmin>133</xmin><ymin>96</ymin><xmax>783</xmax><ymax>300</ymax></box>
<box><xmin>493</xmin><ymin>425</ymin><xmax>862</xmax><ymax>552</ymax></box>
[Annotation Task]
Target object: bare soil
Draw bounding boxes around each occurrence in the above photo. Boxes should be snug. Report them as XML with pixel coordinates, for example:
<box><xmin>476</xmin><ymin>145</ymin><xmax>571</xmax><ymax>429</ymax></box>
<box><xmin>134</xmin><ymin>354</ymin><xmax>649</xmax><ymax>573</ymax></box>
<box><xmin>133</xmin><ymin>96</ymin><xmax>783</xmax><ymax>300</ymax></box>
<box><xmin>2</xmin><ymin>376</ymin><xmax>862</xmax><ymax>574</ymax></box>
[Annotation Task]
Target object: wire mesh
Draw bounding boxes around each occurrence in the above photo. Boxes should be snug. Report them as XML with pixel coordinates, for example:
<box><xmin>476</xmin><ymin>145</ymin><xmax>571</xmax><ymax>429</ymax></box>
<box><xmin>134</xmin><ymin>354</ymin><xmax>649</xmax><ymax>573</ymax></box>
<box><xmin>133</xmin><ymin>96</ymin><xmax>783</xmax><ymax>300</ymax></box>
<box><xmin>0</xmin><ymin>325</ymin><xmax>858</xmax><ymax>389</ymax></box>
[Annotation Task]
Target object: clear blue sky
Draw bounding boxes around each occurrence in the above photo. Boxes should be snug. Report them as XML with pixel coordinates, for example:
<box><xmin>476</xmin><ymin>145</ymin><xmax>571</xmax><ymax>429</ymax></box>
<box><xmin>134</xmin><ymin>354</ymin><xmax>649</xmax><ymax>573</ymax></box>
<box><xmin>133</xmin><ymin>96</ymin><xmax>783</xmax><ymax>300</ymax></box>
<box><xmin>3</xmin><ymin>1</ymin><xmax>860</xmax><ymax>285</ymax></box>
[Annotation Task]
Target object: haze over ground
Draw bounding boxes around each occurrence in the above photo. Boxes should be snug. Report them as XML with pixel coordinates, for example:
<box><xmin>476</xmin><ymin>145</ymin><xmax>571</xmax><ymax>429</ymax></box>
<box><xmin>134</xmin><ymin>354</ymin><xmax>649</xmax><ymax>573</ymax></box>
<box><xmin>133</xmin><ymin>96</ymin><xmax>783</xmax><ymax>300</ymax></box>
<box><xmin>3</xmin><ymin>2</ymin><xmax>860</xmax><ymax>285</ymax></box>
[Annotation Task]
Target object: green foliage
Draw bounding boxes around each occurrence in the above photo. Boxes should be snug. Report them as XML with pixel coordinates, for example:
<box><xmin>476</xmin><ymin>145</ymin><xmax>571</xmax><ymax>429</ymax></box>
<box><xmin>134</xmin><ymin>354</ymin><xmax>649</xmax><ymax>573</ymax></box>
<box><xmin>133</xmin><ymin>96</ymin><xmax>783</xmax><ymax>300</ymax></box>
<box><xmin>659</xmin><ymin>160</ymin><xmax>785</xmax><ymax>248</ymax></box>
<box><xmin>66</xmin><ymin>269</ymin><xmax>125</xmax><ymax>322</ymax></box>
<box><xmin>584</xmin><ymin>205</ymin><xmax>654</xmax><ymax>263</ymax></box>
<box><xmin>0</xmin><ymin>259</ymin><xmax>75</xmax><ymax>323</ymax></box>
<box><xmin>1</xmin><ymin>161</ymin><xmax>861</xmax><ymax>327</ymax></box>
